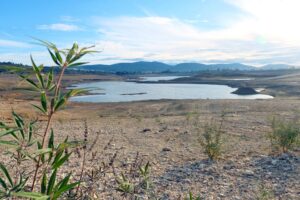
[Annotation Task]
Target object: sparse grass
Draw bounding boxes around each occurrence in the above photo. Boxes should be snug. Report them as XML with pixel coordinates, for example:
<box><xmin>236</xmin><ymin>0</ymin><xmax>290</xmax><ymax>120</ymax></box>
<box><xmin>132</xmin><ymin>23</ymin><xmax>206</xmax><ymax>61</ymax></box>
<box><xmin>268</xmin><ymin>117</ymin><xmax>299</xmax><ymax>153</ymax></box>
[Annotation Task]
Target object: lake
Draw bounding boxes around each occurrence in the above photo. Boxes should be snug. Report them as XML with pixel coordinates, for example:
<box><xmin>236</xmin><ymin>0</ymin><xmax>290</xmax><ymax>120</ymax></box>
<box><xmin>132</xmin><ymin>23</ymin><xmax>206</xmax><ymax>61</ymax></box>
<box><xmin>70</xmin><ymin>76</ymin><xmax>273</xmax><ymax>103</ymax></box>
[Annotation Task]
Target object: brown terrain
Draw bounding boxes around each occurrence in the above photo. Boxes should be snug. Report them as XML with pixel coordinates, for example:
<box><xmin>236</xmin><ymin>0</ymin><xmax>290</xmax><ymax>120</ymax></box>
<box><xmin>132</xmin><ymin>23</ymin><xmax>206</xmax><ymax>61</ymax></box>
<box><xmin>0</xmin><ymin>72</ymin><xmax>299</xmax><ymax>199</ymax></box>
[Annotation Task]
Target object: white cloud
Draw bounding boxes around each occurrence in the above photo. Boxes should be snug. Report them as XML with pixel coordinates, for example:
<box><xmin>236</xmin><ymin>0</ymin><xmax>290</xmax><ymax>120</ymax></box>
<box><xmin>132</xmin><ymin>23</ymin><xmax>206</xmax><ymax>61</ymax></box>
<box><xmin>37</xmin><ymin>23</ymin><xmax>80</xmax><ymax>31</ymax></box>
<box><xmin>0</xmin><ymin>39</ymin><xmax>30</xmax><ymax>48</ymax></box>
<box><xmin>7</xmin><ymin>1</ymin><xmax>300</xmax><ymax>65</ymax></box>
<box><xmin>225</xmin><ymin>0</ymin><xmax>300</xmax><ymax>44</ymax></box>
<box><xmin>90</xmin><ymin>0</ymin><xmax>300</xmax><ymax>66</ymax></box>
<box><xmin>0</xmin><ymin>51</ymin><xmax>49</xmax><ymax>65</ymax></box>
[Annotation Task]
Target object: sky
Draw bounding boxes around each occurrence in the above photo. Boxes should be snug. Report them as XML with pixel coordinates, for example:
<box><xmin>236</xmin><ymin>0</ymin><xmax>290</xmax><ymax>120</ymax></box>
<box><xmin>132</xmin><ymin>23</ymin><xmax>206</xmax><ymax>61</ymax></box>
<box><xmin>1</xmin><ymin>0</ymin><xmax>300</xmax><ymax>66</ymax></box>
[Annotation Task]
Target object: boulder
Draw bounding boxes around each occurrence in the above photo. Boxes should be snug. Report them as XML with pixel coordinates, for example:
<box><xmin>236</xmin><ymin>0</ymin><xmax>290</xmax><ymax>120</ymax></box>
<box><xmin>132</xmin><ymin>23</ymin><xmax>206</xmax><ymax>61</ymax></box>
<box><xmin>232</xmin><ymin>87</ymin><xmax>258</xmax><ymax>95</ymax></box>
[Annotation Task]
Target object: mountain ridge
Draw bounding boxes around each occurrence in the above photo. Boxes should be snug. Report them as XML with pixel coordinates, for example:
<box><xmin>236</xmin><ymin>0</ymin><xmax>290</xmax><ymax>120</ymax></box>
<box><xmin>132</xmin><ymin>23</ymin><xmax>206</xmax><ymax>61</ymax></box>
<box><xmin>76</xmin><ymin>61</ymin><xmax>296</xmax><ymax>73</ymax></box>
<box><xmin>0</xmin><ymin>61</ymin><xmax>296</xmax><ymax>74</ymax></box>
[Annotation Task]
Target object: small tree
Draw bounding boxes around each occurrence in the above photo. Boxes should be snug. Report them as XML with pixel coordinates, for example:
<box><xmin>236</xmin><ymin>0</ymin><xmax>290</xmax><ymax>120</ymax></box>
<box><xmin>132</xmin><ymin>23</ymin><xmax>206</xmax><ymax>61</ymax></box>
<box><xmin>268</xmin><ymin>117</ymin><xmax>299</xmax><ymax>153</ymax></box>
<box><xmin>0</xmin><ymin>40</ymin><xmax>96</xmax><ymax>199</ymax></box>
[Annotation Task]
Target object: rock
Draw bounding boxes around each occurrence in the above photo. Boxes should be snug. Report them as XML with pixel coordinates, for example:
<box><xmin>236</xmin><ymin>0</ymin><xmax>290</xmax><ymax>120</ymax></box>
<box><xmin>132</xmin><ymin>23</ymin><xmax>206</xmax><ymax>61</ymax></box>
<box><xmin>243</xmin><ymin>170</ymin><xmax>255</xmax><ymax>176</ymax></box>
<box><xmin>162</xmin><ymin>147</ymin><xmax>172</xmax><ymax>152</ymax></box>
<box><xmin>142</xmin><ymin>128</ymin><xmax>151</xmax><ymax>133</ymax></box>
<box><xmin>232</xmin><ymin>87</ymin><xmax>258</xmax><ymax>95</ymax></box>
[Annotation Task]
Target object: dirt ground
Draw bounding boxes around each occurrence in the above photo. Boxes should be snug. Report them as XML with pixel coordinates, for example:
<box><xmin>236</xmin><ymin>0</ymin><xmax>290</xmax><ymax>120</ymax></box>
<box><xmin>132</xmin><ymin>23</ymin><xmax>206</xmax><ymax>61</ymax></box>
<box><xmin>0</xmin><ymin>74</ymin><xmax>299</xmax><ymax>199</ymax></box>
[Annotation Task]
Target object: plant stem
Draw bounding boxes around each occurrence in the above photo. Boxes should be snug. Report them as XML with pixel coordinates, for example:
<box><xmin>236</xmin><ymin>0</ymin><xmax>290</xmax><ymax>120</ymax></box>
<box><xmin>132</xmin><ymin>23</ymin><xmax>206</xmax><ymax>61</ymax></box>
<box><xmin>76</xmin><ymin>147</ymin><xmax>86</xmax><ymax>194</ymax></box>
<box><xmin>54</xmin><ymin>65</ymin><xmax>66</xmax><ymax>97</ymax></box>
<box><xmin>30</xmin><ymin>112</ymin><xmax>53</xmax><ymax>191</ymax></box>
<box><xmin>30</xmin><ymin>65</ymin><xmax>67</xmax><ymax>191</ymax></box>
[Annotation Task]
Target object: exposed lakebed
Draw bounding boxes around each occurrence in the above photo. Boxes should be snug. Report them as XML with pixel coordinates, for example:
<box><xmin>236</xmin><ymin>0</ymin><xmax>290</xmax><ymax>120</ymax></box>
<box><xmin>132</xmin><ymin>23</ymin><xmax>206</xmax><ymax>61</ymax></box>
<box><xmin>70</xmin><ymin>76</ymin><xmax>273</xmax><ymax>103</ymax></box>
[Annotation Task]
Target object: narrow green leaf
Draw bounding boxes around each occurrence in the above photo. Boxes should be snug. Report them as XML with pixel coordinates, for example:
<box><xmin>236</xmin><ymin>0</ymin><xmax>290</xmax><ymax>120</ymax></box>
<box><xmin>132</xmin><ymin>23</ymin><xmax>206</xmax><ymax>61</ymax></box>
<box><xmin>12</xmin><ymin>191</ymin><xmax>49</xmax><ymax>200</ymax></box>
<box><xmin>47</xmin><ymin>130</ymin><xmax>54</xmax><ymax>163</ymax></box>
<box><xmin>41</xmin><ymin>172</ymin><xmax>47</xmax><ymax>194</ymax></box>
<box><xmin>30</xmin><ymin>55</ymin><xmax>38</xmax><ymax>69</ymax></box>
<box><xmin>12</xmin><ymin>112</ymin><xmax>25</xmax><ymax>139</ymax></box>
<box><xmin>48</xmin><ymin>49</ymin><xmax>60</xmax><ymax>66</ymax></box>
<box><xmin>33</xmin><ymin>148</ymin><xmax>52</xmax><ymax>157</ymax></box>
<box><xmin>0</xmin><ymin>129</ymin><xmax>19</xmax><ymax>138</ymax></box>
<box><xmin>46</xmin><ymin>68</ymin><xmax>54</xmax><ymax>89</ymax></box>
<box><xmin>11</xmin><ymin>174</ymin><xmax>27</xmax><ymax>192</ymax></box>
<box><xmin>66</xmin><ymin>43</ymin><xmax>76</xmax><ymax>62</ymax></box>
<box><xmin>54</xmin><ymin>98</ymin><xmax>66</xmax><ymax>112</ymax></box>
<box><xmin>19</xmin><ymin>75</ymin><xmax>40</xmax><ymax>90</ymax></box>
<box><xmin>41</xmin><ymin>91</ymin><xmax>48</xmax><ymax>113</ymax></box>
<box><xmin>48</xmin><ymin>84</ymin><xmax>56</xmax><ymax>92</ymax></box>
<box><xmin>31</xmin><ymin>104</ymin><xmax>47</xmax><ymax>114</ymax></box>
<box><xmin>68</xmin><ymin>62</ymin><xmax>88</xmax><ymax>67</ymax></box>
<box><xmin>0</xmin><ymin>140</ymin><xmax>18</xmax><ymax>147</ymax></box>
<box><xmin>0</xmin><ymin>163</ymin><xmax>13</xmax><ymax>187</ymax></box>
<box><xmin>47</xmin><ymin>169</ymin><xmax>57</xmax><ymax>195</ymax></box>
<box><xmin>48</xmin><ymin>129</ymin><xmax>54</xmax><ymax>149</ymax></box>
<box><xmin>55</xmin><ymin>51</ymin><xmax>63</xmax><ymax>64</ymax></box>
<box><xmin>65</xmin><ymin>89</ymin><xmax>86</xmax><ymax>99</ymax></box>
<box><xmin>31</xmin><ymin>56</ymin><xmax>45</xmax><ymax>89</ymax></box>
<box><xmin>28</xmin><ymin>121</ymin><xmax>35</xmax><ymax>143</ymax></box>
<box><xmin>52</xmin><ymin>150</ymin><xmax>64</xmax><ymax>166</ymax></box>
<box><xmin>56</xmin><ymin>174</ymin><xmax>71</xmax><ymax>191</ymax></box>
<box><xmin>52</xmin><ymin>153</ymin><xmax>71</xmax><ymax>170</ymax></box>
<box><xmin>53</xmin><ymin>182</ymin><xmax>79</xmax><ymax>199</ymax></box>
<box><xmin>0</xmin><ymin>177</ymin><xmax>7</xmax><ymax>190</ymax></box>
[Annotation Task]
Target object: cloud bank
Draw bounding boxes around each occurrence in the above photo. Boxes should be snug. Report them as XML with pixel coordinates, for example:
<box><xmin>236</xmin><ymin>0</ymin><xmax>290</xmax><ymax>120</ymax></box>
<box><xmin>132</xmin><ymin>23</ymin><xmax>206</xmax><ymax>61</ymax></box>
<box><xmin>89</xmin><ymin>0</ymin><xmax>300</xmax><ymax>65</ymax></box>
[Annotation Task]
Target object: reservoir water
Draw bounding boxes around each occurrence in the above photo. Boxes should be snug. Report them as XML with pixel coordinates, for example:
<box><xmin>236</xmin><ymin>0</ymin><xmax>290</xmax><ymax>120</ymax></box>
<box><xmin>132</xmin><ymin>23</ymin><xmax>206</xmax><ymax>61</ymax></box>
<box><xmin>70</xmin><ymin>76</ymin><xmax>273</xmax><ymax>103</ymax></box>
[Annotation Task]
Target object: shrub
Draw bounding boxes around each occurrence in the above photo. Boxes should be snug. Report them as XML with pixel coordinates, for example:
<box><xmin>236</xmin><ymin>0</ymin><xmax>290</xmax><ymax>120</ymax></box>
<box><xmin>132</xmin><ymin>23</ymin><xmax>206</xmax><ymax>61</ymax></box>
<box><xmin>0</xmin><ymin>40</ymin><xmax>96</xmax><ymax>199</ymax></box>
<box><xmin>198</xmin><ymin>114</ymin><xmax>226</xmax><ymax>160</ymax></box>
<box><xmin>268</xmin><ymin>117</ymin><xmax>299</xmax><ymax>153</ymax></box>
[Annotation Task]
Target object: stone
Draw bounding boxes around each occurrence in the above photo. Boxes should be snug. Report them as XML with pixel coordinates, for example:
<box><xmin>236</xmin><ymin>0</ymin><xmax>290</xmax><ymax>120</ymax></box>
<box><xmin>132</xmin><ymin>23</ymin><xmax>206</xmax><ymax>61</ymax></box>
<box><xmin>142</xmin><ymin>128</ymin><xmax>151</xmax><ymax>133</ymax></box>
<box><xmin>162</xmin><ymin>147</ymin><xmax>172</xmax><ymax>152</ymax></box>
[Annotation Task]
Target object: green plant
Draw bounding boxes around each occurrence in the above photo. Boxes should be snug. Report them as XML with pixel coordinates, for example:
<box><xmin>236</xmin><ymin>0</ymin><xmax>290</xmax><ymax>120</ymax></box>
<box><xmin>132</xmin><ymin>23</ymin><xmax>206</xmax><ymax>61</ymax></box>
<box><xmin>0</xmin><ymin>163</ymin><xmax>48</xmax><ymax>199</ymax></box>
<box><xmin>138</xmin><ymin>161</ymin><xmax>151</xmax><ymax>190</ymax></box>
<box><xmin>186</xmin><ymin>111</ymin><xmax>198</xmax><ymax>122</ymax></box>
<box><xmin>268</xmin><ymin>117</ymin><xmax>299</xmax><ymax>153</ymax></box>
<box><xmin>185</xmin><ymin>192</ymin><xmax>202</xmax><ymax>200</ymax></box>
<box><xmin>116</xmin><ymin>173</ymin><xmax>135</xmax><ymax>194</ymax></box>
<box><xmin>0</xmin><ymin>40</ymin><xmax>96</xmax><ymax>199</ymax></box>
<box><xmin>198</xmin><ymin>114</ymin><xmax>226</xmax><ymax>160</ymax></box>
<box><xmin>256</xmin><ymin>183</ymin><xmax>274</xmax><ymax>200</ymax></box>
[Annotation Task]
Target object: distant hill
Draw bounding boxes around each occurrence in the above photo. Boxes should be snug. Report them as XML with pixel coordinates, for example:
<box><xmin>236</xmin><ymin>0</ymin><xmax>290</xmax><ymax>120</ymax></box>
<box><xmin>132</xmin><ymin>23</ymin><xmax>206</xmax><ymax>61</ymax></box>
<box><xmin>77</xmin><ymin>62</ymin><xmax>256</xmax><ymax>73</ymax></box>
<box><xmin>0</xmin><ymin>62</ymin><xmax>29</xmax><ymax>73</ymax></box>
<box><xmin>1</xmin><ymin>61</ymin><xmax>298</xmax><ymax>74</ymax></box>
<box><xmin>260</xmin><ymin>64</ymin><xmax>296</xmax><ymax>70</ymax></box>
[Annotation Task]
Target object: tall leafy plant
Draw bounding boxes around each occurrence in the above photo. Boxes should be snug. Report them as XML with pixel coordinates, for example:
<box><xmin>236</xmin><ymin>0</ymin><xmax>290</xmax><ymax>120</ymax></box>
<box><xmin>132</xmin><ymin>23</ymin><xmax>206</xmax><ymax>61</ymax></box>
<box><xmin>0</xmin><ymin>40</ymin><xmax>96</xmax><ymax>199</ymax></box>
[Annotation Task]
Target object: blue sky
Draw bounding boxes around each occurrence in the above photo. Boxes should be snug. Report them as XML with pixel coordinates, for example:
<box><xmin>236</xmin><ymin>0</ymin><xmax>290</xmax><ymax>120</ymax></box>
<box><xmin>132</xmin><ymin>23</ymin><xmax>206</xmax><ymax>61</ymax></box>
<box><xmin>1</xmin><ymin>0</ymin><xmax>300</xmax><ymax>66</ymax></box>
